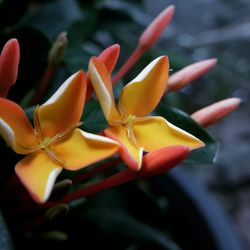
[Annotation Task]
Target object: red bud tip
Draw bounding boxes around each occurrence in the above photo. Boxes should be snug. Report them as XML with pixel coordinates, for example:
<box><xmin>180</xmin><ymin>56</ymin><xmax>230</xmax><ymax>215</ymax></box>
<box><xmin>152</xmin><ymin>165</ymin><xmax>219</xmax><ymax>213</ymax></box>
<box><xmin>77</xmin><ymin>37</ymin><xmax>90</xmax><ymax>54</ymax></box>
<box><xmin>191</xmin><ymin>97</ymin><xmax>241</xmax><ymax>127</ymax></box>
<box><xmin>167</xmin><ymin>58</ymin><xmax>217</xmax><ymax>92</ymax></box>
<box><xmin>98</xmin><ymin>44</ymin><xmax>120</xmax><ymax>73</ymax></box>
<box><xmin>0</xmin><ymin>38</ymin><xmax>20</xmax><ymax>97</ymax></box>
<box><xmin>139</xmin><ymin>5</ymin><xmax>175</xmax><ymax>49</ymax></box>
<box><xmin>139</xmin><ymin>146</ymin><xmax>190</xmax><ymax>178</ymax></box>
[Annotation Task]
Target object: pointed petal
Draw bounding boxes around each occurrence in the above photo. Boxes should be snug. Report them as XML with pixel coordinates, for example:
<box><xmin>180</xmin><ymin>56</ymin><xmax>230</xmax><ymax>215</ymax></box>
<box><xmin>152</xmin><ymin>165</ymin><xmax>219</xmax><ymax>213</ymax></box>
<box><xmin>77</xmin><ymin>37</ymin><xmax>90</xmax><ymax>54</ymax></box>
<box><xmin>38</xmin><ymin>71</ymin><xmax>86</xmax><ymax>138</ymax></box>
<box><xmin>104</xmin><ymin>126</ymin><xmax>143</xmax><ymax>171</ymax></box>
<box><xmin>133</xmin><ymin>116</ymin><xmax>204</xmax><ymax>151</ymax></box>
<box><xmin>118</xmin><ymin>56</ymin><xmax>169</xmax><ymax>117</ymax></box>
<box><xmin>52</xmin><ymin>129</ymin><xmax>119</xmax><ymax>171</ymax></box>
<box><xmin>98</xmin><ymin>44</ymin><xmax>120</xmax><ymax>74</ymax></box>
<box><xmin>89</xmin><ymin>57</ymin><xmax>120</xmax><ymax>124</ymax></box>
<box><xmin>86</xmin><ymin>44</ymin><xmax>120</xmax><ymax>101</ymax></box>
<box><xmin>0</xmin><ymin>98</ymin><xmax>38</xmax><ymax>154</ymax></box>
<box><xmin>15</xmin><ymin>151</ymin><xmax>62</xmax><ymax>203</ymax></box>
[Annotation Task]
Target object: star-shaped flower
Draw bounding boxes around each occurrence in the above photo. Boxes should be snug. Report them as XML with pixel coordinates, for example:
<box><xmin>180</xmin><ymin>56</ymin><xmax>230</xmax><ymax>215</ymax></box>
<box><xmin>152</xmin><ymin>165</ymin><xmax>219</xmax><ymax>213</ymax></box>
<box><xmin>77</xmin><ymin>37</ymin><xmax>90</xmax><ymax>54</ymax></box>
<box><xmin>0</xmin><ymin>71</ymin><xmax>118</xmax><ymax>203</ymax></box>
<box><xmin>89</xmin><ymin>56</ymin><xmax>204</xmax><ymax>171</ymax></box>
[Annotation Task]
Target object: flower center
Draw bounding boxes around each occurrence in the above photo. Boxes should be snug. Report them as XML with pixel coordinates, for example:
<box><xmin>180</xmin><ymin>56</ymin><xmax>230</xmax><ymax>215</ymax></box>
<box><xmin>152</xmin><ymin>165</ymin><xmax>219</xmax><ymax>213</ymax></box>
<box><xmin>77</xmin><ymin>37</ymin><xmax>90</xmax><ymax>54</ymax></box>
<box><xmin>33</xmin><ymin>106</ymin><xmax>82</xmax><ymax>166</ymax></box>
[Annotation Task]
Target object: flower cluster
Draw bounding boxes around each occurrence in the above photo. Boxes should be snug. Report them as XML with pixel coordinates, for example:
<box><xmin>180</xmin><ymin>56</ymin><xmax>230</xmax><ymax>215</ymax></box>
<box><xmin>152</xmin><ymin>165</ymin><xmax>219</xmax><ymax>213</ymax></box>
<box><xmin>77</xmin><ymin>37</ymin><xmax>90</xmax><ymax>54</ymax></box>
<box><xmin>0</xmin><ymin>5</ymin><xmax>240</xmax><ymax>208</ymax></box>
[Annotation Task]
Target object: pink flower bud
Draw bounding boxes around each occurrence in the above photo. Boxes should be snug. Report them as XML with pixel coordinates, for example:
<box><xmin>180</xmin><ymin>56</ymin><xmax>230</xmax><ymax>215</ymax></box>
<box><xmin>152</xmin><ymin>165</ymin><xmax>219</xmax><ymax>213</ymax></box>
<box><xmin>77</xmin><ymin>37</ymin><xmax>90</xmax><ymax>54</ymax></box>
<box><xmin>167</xmin><ymin>58</ymin><xmax>217</xmax><ymax>92</ymax></box>
<box><xmin>0</xmin><ymin>39</ymin><xmax>20</xmax><ymax>97</ymax></box>
<box><xmin>191</xmin><ymin>98</ymin><xmax>241</xmax><ymax>127</ymax></box>
<box><xmin>138</xmin><ymin>146</ymin><xmax>190</xmax><ymax>178</ymax></box>
<box><xmin>139</xmin><ymin>5</ymin><xmax>175</xmax><ymax>49</ymax></box>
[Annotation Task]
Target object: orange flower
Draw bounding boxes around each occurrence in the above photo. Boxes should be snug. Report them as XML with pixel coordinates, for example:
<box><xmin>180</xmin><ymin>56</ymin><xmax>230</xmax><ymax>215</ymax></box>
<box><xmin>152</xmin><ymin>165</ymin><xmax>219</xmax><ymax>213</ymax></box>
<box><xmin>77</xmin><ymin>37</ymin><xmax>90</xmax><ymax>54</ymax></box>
<box><xmin>89</xmin><ymin>56</ymin><xmax>204</xmax><ymax>171</ymax></box>
<box><xmin>0</xmin><ymin>71</ymin><xmax>118</xmax><ymax>203</ymax></box>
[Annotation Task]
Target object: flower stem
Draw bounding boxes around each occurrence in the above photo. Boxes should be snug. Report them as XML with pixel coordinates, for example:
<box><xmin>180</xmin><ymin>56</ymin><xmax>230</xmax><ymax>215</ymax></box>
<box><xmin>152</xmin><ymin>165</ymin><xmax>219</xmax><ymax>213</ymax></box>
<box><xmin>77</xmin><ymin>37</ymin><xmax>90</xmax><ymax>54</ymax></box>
<box><xmin>112</xmin><ymin>46</ymin><xmax>146</xmax><ymax>85</ymax></box>
<box><xmin>31</xmin><ymin>66</ymin><xmax>55</xmax><ymax>104</ymax></box>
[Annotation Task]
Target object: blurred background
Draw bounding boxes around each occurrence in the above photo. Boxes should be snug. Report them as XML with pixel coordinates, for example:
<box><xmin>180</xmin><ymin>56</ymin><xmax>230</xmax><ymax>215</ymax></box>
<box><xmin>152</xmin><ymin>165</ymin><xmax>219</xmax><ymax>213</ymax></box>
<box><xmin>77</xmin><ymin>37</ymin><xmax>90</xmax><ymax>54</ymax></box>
<box><xmin>0</xmin><ymin>0</ymin><xmax>249</xmax><ymax>249</ymax></box>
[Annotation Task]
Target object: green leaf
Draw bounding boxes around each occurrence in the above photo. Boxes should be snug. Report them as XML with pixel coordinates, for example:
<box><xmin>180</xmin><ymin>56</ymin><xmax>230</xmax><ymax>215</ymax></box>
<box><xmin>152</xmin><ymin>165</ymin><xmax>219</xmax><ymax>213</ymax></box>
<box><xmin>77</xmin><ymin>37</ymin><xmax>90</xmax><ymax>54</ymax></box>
<box><xmin>82</xmin><ymin>98</ymin><xmax>108</xmax><ymax>133</ymax></box>
<box><xmin>15</xmin><ymin>0</ymin><xmax>82</xmax><ymax>38</ymax></box>
<box><xmin>154</xmin><ymin>103</ymin><xmax>217</xmax><ymax>165</ymax></box>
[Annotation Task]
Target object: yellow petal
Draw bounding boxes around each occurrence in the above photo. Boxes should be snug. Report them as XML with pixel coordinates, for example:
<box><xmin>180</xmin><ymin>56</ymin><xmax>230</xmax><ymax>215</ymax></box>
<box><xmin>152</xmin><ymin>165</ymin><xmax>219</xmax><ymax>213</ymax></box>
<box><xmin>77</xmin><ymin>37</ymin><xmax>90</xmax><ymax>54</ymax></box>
<box><xmin>0</xmin><ymin>98</ymin><xmax>38</xmax><ymax>154</ymax></box>
<box><xmin>118</xmin><ymin>56</ymin><xmax>169</xmax><ymax>117</ymax></box>
<box><xmin>52</xmin><ymin>128</ymin><xmax>119</xmax><ymax>171</ymax></box>
<box><xmin>38</xmin><ymin>71</ymin><xmax>86</xmax><ymax>138</ymax></box>
<box><xmin>15</xmin><ymin>151</ymin><xmax>62</xmax><ymax>203</ymax></box>
<box><xmin>133</xmin><ymin>116</ymin><xmax>204</xmax><ymax>151</ymax></box>
<box><xmin>89</xmin><ymin>57</ymin><xmax>121</xmax><ymax>124</ymax></box>
<box><xmin>104</xmin><ymin>126</ymin><xmax>143</xmax><ymax>171</ymax></box>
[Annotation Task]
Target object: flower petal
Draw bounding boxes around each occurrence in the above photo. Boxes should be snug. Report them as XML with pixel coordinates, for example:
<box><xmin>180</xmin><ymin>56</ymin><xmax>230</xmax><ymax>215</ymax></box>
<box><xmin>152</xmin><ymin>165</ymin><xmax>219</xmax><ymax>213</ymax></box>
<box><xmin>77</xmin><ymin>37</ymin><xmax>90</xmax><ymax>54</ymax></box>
<box><xmin>89</xmin><ymin>57</ymin><xmax>121</xmax><ymax>124</ymax></box>
<box><xmin>0</xmin><ymin>98</ymin><xmax>38</xmax><ymax>154</ymax></box>
<box><xmin>86</xmin><ymin>44</ymin><xmax>120</xmax><ymax>101</ymax></box>
<box><xmin>15</xmin><ymin>151</ymin><xmax>62</xmax><ymax>203</ymax></box>
<box><xmin>52</xmin><ymin>128</ymin><xmax>119</xmax><ymax>171</ymax></box>
<box><xmin>118</xmin><ymin>56</ymin><xmax>168</xmax><ymax>117</ymax></box>
<box><xmin>104</xmin><ymin>126</ymin><xmax>143</xmax><ymax>171</ymax></box>
<box><xmin>38</xmin><ymin>71</ymin><xmax>86</xmax><ymax>138</ymax></box>
<box><xmin>133</xmin><ymin>116</ymin><xmax>204</xmax><ymax>151</ymax></box>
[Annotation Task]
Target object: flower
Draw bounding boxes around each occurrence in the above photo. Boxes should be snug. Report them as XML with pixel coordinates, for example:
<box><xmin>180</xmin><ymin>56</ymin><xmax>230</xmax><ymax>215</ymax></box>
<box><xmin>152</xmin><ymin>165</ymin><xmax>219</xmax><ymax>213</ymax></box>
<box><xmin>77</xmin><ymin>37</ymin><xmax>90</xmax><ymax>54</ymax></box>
<box><xmin>0</xmin><ymin>70</ymin><xmax>118</xmax><ymax>203</ymax></box>
<box><xmin>0</xmin><ymin>38</ymin><xmax>20</xmax><ymax>97</ymax></box>
<box><xmin>89</xmin><ymin>56</ymin><xmax>204</xmax><ymax>171</ymax></box>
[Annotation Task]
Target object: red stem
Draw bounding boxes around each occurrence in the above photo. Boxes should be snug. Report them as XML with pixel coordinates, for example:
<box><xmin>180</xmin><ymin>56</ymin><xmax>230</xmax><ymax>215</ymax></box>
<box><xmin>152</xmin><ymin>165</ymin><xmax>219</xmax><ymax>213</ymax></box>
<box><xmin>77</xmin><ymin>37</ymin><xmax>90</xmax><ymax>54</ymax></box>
<box><xmin>72</xmin><ymin>157</ymin><xmax>122</xmax><ymax>183</ymax></box>
<box><xmin>112</xmin><ymin>46</ymin><xmax>146</xmax><ymax>85</ymax></box>
<box><xmin>32</xmin><ymin>66</ymin><xmax>55</xmax><ymax>104</ymax></box>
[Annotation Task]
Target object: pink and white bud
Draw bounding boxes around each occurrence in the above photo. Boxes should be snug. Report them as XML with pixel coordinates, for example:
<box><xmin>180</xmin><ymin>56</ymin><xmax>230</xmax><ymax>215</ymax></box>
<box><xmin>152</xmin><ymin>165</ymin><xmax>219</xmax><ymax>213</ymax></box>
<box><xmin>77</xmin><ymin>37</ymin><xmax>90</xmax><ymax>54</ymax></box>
<box><xmin>167</xmin><ymin>58</ymin><xmax>217</xmax><ymax>92</ymax></box>
<box><xmin>0</xmin><ymin>38</ymin><xmax>20</xmax><ymax>97</ymax></box>
<box><xmin>139</xmin><ymin>5</ymin><xmax>175</xmax><ymax>49</ymax></box>
<box><xmin>191</xmin><ymin>98</ymin><xmax>241</xmax><ymax>127</ymax></box>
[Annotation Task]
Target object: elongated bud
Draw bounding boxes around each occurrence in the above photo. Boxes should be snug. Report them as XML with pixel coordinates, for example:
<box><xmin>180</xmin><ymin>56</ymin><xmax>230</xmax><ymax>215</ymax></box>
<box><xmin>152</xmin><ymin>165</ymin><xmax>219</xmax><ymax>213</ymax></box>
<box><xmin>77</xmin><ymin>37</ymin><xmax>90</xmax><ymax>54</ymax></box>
<box><xmin>138</xmin><ymin>146</ymin><xmax>190</xmax><ymax>178</ymax></box>
<box><xmin>0</xmin><ymin>38</ymin><xmax>20</xmax><ymax>97</ymax></box>
<box><xmin>139</xmin><ymin>5</ymin><xmax>175</xmax><ymax>49</ymax></box>
<box><xmin>167</xmin><ymin>58</ymin><xmax>217</xmax><ymax>92</ymax></box>
<box><xmin>48</xmin><ymin>32</ymin><xmax>68</xmax><ymax>67</ymax></box>
<box><xmin>191</xmin><ymin>98</ymin><xmax>241</xmax><ymax>127</ymax></box>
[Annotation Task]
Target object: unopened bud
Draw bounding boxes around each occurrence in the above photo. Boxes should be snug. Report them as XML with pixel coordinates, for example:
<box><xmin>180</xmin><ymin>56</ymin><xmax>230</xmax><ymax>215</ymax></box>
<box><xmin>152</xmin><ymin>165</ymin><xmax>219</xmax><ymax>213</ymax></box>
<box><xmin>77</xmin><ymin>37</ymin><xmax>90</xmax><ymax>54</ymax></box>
<box><xmin>139</xmin><ymin>146</ymin><xmax>190</xmax><ymax>178</ymax></box>
<box><xmin>191</xmin><ymin>98</ymin><xmax>241</xmax><ymax>127</ymax></box>
<box><xmin>167</xmin><ymin>58</ymin><xmax>217</xmax><ymax>92</ymax></box>
<box><xmin>48</xmin><ymin>32</ymin><xmax>68</xmax><ymax>66</ymax></box>
<box><xmin>0</xmin><ymin>38</ymin><xmax>20</xmax><ymax>97</ymax></box>
<box><xmin>139</xmin><ymin>5</ymin><xmax>175</xmax><ymax>49</ymax></box>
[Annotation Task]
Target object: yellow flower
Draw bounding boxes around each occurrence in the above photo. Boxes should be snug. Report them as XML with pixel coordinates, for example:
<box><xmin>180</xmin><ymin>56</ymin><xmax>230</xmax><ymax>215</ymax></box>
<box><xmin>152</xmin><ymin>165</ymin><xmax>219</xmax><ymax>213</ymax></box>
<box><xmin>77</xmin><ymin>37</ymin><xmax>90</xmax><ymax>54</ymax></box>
<box><xmin>89</xmin><ymin>56</ymin><xmax>204</xmax><ymax>171</ymax></box>
<box><xmin>0</xmin><ymin>71</ymin><xmax>118</xmax><ymax>203</ymax></box>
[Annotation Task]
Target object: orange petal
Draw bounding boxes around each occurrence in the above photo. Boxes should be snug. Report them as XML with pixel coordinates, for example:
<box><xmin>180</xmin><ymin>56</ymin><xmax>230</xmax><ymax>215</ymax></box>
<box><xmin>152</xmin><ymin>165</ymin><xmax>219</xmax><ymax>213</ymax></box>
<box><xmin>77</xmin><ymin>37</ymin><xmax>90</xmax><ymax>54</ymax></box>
<box><xmin>0</xmin><ymin>98</ymin><xmax>38</xmax><ymax>154</ymax></box>
<box><xmin>98</xmin><ymin>44</ymin><xmax>120</xmax><ymax>74</ymax></box>
<box><xmin>89</xmin><ymin>57</ymin><xmax>121</xmax><ymax>124</ymax></box>
<box><xmin>86</xmin><ymin>44</ymin><xmax>120</xmax><ymax>101</ymax></box>
<box><xmin>118</xmin><ymin>56</ymin><xmax>169</xmax><ymax>117</ymax></box>
<box><xmin>15</xmin><ymin>151</ymin><xmax>62</xmax><ymax>203</ymax></box>
<box><xmin>38</xmin><ymin>70</ymin><xmax>86</xmax><ymax>138</ymax></box>
<box><xmin>104</xmin><ymin>126</ymin><xmax>143</xmax><ymax>171</ymax></box>
<box><xmin>133</xmin><ymin>116</ymin><xmax>204</xmax><ymax>151</ymax></box>
<box><xmin>52</xmin><ymin>128</ymin><xmax>119</xmax><ymax>171</ymax></box>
